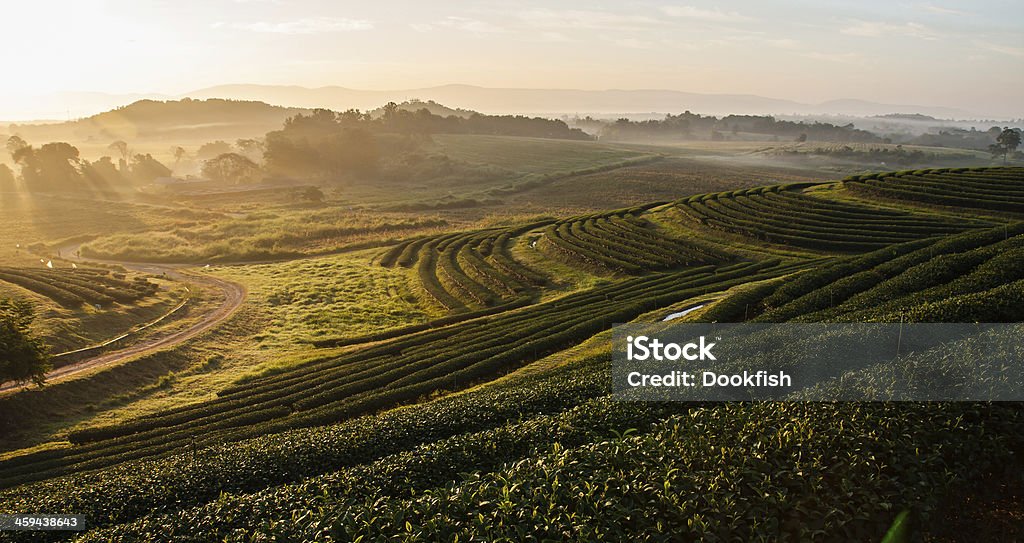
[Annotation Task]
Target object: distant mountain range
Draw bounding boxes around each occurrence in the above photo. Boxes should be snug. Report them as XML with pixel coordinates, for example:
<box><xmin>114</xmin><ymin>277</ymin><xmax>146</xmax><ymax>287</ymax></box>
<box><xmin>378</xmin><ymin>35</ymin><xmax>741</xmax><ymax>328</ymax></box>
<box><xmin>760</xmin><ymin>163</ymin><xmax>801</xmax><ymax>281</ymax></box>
<box><xmin>1</xmin><ymin>84</ymin><xmax>998</xmax><ymax>123</ymax></box>
<box><xmin>183</xmin><ymin>84</ymin><xmax>981</xmax><ymax>119</ymax></box>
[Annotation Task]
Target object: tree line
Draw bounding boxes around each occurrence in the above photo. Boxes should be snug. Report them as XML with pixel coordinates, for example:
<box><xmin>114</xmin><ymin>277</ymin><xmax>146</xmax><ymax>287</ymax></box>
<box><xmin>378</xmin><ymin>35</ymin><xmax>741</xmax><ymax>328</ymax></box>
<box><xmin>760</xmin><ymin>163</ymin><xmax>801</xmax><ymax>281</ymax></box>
<box><xmin>3</xmin><ymin>103</ymin><xmax>590</xmax><ymax>189</ymax></box>
<box><xmin>208</xmin><ymin>105</ymin><xmax>589</xmax><ymax>183</ymax></box>
<box><xmin>592</xmin><ymin>112</ymin><xmax>881</xmax><ymax>143</ymax></box>
<box><xmin>4</xmin><ymin>136</ymin><xmax>170</xmax><ymax>192</ymax></box>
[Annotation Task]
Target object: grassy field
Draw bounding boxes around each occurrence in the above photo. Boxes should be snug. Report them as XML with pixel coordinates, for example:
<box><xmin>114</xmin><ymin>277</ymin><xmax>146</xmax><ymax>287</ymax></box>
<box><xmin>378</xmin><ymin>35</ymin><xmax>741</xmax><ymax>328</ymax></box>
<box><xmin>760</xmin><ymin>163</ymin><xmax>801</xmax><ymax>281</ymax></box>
<box><xmin>207</xmin><ymin>249</ymin><xmax>431</xmax><ymax>349</ymax></box>
<box><xmin>508</xmin><ymin>156</ymin><xmax>831</xmax><ymax>213</ymax></box>
<box><xmin>0</xmin><ymin>134</ymin><xmax>1021</xmax><ymax>542</ymax></box>
<box><xmin>81</xmin><ymin>206</ymin><xmax>450</xmax><ymax>263</ymax></box>
<box><xmin>431</xmin><ymin>134</ymin><xmax>648</xmax><ymax>174</ymax></box>
<box><xmin>0</xmin><ymin>247</ymin><xmax>432</xmax><ymax>453</ymax></box>
<box><xmin>0</xmin><ymin>192</ymin><xmax>195</xmax><ymax>263</ymax></box>
<box><xmin>63</xmin><ymin>137</ymin><xmax>836</xmax><ymax>264</ymax></box>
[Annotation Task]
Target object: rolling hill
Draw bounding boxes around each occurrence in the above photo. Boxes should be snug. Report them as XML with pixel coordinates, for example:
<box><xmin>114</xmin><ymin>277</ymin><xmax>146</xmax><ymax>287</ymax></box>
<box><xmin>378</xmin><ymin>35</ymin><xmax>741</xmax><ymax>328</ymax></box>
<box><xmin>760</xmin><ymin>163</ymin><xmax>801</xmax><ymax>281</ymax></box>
<box><xmin>0</xmin><ymin>166</ymin><xmax>1021</xmax><ymax>541</ymax></box>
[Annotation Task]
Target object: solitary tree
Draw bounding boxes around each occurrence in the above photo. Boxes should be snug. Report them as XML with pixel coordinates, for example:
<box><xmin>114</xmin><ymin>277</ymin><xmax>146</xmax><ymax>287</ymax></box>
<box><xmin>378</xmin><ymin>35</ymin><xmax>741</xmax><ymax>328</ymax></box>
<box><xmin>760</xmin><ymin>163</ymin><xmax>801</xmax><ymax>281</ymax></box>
<box><xmin>0</xmin><ymin>299</ymin><xmax>49</xmax><ymax>387</ymax></box>
<box><xmin>989</xmin><ymin>128</ymin><xmax>1021</xmax><ymax>164</ymax></box>
<box><xmin>5</xmin><ymin>135</ymin><xmax>28</xmax><ymax>159</ymax></box>
<box><xmin>108</xmin><ymin>140</ymin><xmax>130</xmax><ymax>173</ymax></box>
<box><xmin>11</xmin><ymin>142</ymin><xmax>83</xmax><ymax>191</ymax></box>
<box><xmin>171</xmin><ymin>146</ymin><xmax>186</xmax><ymax>171</ymax></box>
<box><xmin>196</xmin><ymin>140</ymin><xmax>233</xmax><ymax>160</ymax></box>
<box><xmin>6</xmin><ymin>136</ymin><xmax>39</xmax><ymax>188</ymax></box>
<box><xmin>108</xmin><ymin>140</ymin><xmax>129</xmax><ymax>162</ymax></box>
<box><xmin>202</xmin><ymin>152</ymin><xmax>262</xmax><ymax>184</ymax></box>
<box><xmin>129</xmin><ymin>153</ymin><xmax>172</xmax><ymax>184</ymax></box>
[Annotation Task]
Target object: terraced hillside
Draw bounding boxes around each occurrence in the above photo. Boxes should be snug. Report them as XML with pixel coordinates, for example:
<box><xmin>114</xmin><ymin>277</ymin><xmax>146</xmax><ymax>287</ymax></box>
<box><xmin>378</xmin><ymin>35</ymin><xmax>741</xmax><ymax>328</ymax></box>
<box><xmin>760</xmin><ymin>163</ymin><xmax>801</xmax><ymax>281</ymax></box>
<box><xmin>0</xmin><ymin>266</ymin><xmax>158</xmax><ymax>308</ymax></box>
<box><xmin>670</xmin><ymin>184</ymin><xmax>986</xmax><ymax>252</ymax></box>
<box><xmin>536</xmin><ymin>207</ymin><xmax>733</xmax><ymax>273</ymax></box>
<box><xmin>379</xmin><ymin>222</ymin><xmax>550</xmax><ymax>312</ymax></box>
<box><xmin>0</xmin><ymin>258</ymin><xmax>803</xmax><ymax>489</ymax></box>
<box><xmin>845</xmin><ymin>166</ymin><xmax>1024</xmax><ymax>213</ymax></box>
<box><xmin>1</xmin><ymin>167</ymin><xmax>1022</xmax><ymax>542</ymax></box>
<box><xmin>697</xmin><ymin>223</ymin><xmax>1024</xmax><ymax>324</ymax></box>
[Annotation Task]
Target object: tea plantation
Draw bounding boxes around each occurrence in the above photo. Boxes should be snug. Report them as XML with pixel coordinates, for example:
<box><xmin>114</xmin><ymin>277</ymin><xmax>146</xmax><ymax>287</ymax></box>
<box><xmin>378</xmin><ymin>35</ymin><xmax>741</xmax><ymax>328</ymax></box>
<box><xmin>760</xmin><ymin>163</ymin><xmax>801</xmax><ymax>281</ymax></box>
<box><xmin>0</xmin><ymin>166</ymin><xmax>1022</xmax><ymax>542</ymax></box>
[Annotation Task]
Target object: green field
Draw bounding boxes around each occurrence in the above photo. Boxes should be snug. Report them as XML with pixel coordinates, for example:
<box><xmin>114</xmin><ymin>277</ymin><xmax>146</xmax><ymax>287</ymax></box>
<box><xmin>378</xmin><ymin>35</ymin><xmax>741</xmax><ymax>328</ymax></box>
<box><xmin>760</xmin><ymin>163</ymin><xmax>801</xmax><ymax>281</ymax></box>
<box><xmin>208</xmin><ymin>251</ymin><xmax>431</xmax><ymax>348</ymax></box>
<box><xmin>432</xmin><ymin>134</ymin><xmax>647</xmax><ymax>174</ymax></box>
<box><xmin>0</xmin><ymin>139</ymin><xmax>1022</xmax><ymax>542</ymax></box>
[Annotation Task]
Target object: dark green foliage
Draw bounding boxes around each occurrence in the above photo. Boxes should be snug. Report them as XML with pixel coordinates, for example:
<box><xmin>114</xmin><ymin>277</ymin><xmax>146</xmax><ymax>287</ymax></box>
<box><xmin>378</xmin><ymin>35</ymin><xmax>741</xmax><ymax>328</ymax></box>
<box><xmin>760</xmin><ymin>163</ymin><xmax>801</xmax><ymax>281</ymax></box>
<box><xmin>380</xmin><ymin>224</ymin><xmax>550</xmax><ymax>311</ymax></box>
<box><xmin>845</xmin><ymin>166</ymin><xmax>1024</xmax><ymax>213</ymax></box>
<box><xmin>539</xmin><ymin>211</ymin><xmax>732</xmax><ymax>274</ymax></box>
<box><xmin>704</xmin><ymin>224</ymin><xmax>1024</xmax><ymax>323</ymax></box>
<box><xmin>600</xmin><ymin>111</ymin><xmax>881</xmax><ymax>143</ymax></box>
<box><xmin>2</xmin><ymin>179</ymin><xmax>1023</xmax><ymax>543</ymax></box>
<box><xmin>674</xmin><ymin>185</ymin><xmax>984</xmax><ymax>252</ymax></box>
<box><xmin>0</xmin><ymin>299</ymin><xmax>49</xmax><ymax>386</ymax></box>
<box><xmin>1</xmin><ymin>260</ymin><xmax>791</xmax><ymax>489</ymax></box>
<box><xmin>52</xmin><ymin>402</ymin><xmax>1024</xmax><ymax>543</ymax></box>
<box><xmin>0</xmin><ymin>358</ymin><xmax>612</xmax><ymax>539</ymax></box>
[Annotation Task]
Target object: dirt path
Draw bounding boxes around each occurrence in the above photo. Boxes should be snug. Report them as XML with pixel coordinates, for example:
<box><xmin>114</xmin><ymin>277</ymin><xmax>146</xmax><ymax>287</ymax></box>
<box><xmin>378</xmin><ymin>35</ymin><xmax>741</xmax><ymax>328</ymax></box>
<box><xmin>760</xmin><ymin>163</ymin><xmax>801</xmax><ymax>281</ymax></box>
<box><xmin>0</xmin><ymin>246</ymin><xmax>247</xmax><ymax>395</ymax></box>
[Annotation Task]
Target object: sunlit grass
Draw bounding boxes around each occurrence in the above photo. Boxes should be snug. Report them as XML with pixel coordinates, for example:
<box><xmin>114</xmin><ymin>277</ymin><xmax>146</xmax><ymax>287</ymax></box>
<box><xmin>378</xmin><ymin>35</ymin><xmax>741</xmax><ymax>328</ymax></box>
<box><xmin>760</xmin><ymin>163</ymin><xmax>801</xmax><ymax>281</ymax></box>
<box><xmin>207</xmin><ymin>249</ymin><xmax>430</xmax><ymax>349</ymax></box>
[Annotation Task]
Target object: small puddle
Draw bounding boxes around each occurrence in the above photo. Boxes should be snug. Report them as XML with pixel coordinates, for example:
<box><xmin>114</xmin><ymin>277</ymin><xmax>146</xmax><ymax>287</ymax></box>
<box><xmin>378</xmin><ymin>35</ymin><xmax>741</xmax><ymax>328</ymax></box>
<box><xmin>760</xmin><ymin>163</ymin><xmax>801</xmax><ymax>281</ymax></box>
<box><xmin>662</xmin><ymin>304</ymin><xmax>705</xmax><ymax>322</ymax></box>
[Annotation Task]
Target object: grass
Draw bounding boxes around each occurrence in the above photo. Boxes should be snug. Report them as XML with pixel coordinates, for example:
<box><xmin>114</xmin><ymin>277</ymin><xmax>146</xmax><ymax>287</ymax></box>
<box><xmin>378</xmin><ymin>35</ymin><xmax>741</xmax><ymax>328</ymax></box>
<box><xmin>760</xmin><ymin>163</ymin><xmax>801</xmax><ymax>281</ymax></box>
<box><xmin>0</xmin><ymin>266</ymin><xmax>187</xmax><ymax>353</ymax></box>
<box><xmin>0</xmin><ymin>282</ymin><xmax>223</xmax><ymax>454</ymax></box>
<box><xmin>206</xmin><ymin>249</ymin><xmax>431</xmax><ymax>349</ymax></box>
<box><xmin>0</xmin><ymin>191</ymin><xmax>192</xmax><ymax>264</ymax></box>
<box><xmin>16</xmin><ymin>277</ymin><xmax>185</xmax><ymax>354</ymax></box>
<box><xmin>3</xmin><ymin>140</ymin><xmax>1021</xmax><ymax>541</ymax></box>
<box><xmin>82</xmin><ymin>207</ymin><xmax>450</xmax><ymax>263</ymax></box>
<box><xmin>432</xmin><ymin>134</ymin><xmax>646</xmax><ymax>174</ymax></box>
<box><xmin>508</xmin><ymin>156</ymin><xmax>831</xmax><ymax>214</ymax></box>
<box><xmin>9</xmin><ymin>138</ymin><xmax>835</xmax><ymax>265</ymax></box>
<box><xmin>0</xmin><ymin>260</ymin><xmax>792</xmax><ymax>487</ymax></box>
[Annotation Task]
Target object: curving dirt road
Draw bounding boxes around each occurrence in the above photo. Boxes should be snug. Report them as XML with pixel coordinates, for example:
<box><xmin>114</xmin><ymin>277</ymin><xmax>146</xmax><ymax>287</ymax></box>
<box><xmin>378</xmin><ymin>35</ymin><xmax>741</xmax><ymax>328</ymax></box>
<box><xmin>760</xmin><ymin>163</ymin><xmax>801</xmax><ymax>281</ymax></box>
<box><xmin>0</xmin><ymin>248</ymin><xmax>247</xmax><ymax>395</ymax></box>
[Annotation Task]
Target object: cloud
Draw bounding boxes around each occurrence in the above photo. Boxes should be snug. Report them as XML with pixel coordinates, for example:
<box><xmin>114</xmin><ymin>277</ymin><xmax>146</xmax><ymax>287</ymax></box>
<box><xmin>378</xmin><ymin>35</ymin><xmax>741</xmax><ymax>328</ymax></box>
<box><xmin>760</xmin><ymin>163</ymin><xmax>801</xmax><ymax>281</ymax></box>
<box><xmin>660</xmin><ymin>5</ymin><xmax>753</xmax><ymax>22</ymax></box>
<box><xmin>410</xmin><ymin>17</ymin><xmax>506</xmax><ymax>35</ymax></box>
<box><xmin>722</xmin><ymin>34</ymin><xmax>801</xmax><ymax>49</ymax></box>
<box><xmin>614</xmin><ymin>38</ymin><xmax>660</xmax><ymax>49</ymax></box>
<box><xmin>215</xmin><ymin>17</ymin><xmax>373</xmax><ymax>34</ymax></box>
<box><xmin>538</xmin><ymin>32</ymin><xmax>572</xmax><ymax>43</ymax></box>
<box><xmin>841</xmin><ymin>20</ymin><xmax>938</xmax><ymax>40</ymax></box>
<box><xmin>763</xmin><ymin>38</ymin><xmax>801</xmax><ymax>49</ymax></box>
<box><xmin>921</xmin><ymin>4</ymin><xmax>968</xmax><ymax>16</ymax></box>
<box><xmin>518</xmin><ymin>9</ymin><xmax>661</xmax><ymax>30</ymax></box>
<box><xmin>975</xmin><ymin>41</ymin><xmax>1024</xmax><ymax>58</ymax></box>
<box><xmin>802</xmin><ymin>51</ymin><xmax>864</xmax><ymax>64</ymax></box>
<box><xmin>438</xmin><ymin>16</ymin><xmax>506</xmax><ymax>34</ymax></box>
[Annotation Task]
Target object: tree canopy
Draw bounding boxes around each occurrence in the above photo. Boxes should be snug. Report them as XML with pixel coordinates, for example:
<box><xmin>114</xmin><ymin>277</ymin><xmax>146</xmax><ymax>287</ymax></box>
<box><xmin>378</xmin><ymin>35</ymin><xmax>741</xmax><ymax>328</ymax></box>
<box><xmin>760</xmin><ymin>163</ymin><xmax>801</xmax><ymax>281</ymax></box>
<box><xmin>989</xmin><ymin>127</ymin><xmax>1022</xmax><ymax>164</ymax></box>
<box><xmin>0</xmin><ymin>299</ymin><xmax>49</xmax><ymax>387</ymax></box>
<box><xmin>202</xmin><ymin>152</ymin><xmax>263</xmax><ymax>184</ymax></box>
<box><xmin>5</xmin><ymin>136</ymin><xmax>172</xmax><ymax>191</ymax></box>
<box><xmin>598</xmin><ymin>112</ymin><xmax>880</xmax><ymax>143</ymax></box>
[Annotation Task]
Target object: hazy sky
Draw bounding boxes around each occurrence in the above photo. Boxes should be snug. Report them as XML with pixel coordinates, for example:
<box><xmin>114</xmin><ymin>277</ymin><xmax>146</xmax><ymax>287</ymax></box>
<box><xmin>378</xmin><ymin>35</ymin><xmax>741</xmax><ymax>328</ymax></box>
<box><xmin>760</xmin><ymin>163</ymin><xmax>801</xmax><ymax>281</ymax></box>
<box><xmin>2</xmin><ymin>0</ymin><xmax>1022</xmax><ymax>117</ymax></box>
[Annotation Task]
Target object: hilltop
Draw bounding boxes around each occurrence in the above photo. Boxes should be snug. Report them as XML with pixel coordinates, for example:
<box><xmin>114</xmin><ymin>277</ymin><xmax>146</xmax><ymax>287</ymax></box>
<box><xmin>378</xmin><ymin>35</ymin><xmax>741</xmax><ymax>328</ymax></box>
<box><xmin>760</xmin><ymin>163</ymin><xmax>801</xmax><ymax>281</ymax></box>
<box><xmin>4</xmin><ymin>99</ymin><xmax>310</xmax><ymax>144</ymax></box>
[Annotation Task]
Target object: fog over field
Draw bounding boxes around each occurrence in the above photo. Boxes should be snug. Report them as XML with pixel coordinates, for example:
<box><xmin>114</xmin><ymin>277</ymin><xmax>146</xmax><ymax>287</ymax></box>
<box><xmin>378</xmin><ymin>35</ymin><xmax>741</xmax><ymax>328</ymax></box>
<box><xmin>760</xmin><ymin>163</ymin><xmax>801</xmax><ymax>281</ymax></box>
<box><xmin>0</xmin><ymin>2</ymin><xmax>1022</xmax><ymax>542</ymax></box>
